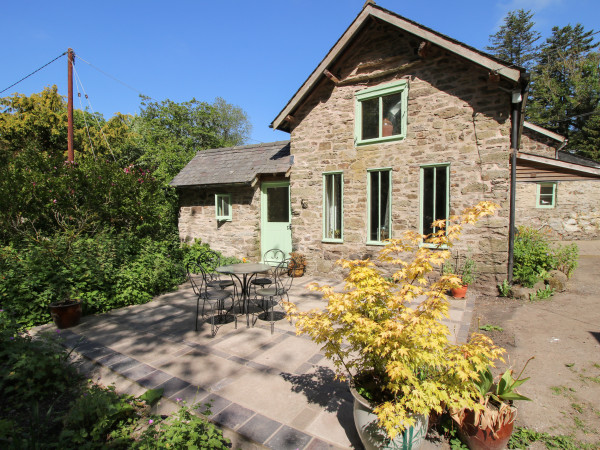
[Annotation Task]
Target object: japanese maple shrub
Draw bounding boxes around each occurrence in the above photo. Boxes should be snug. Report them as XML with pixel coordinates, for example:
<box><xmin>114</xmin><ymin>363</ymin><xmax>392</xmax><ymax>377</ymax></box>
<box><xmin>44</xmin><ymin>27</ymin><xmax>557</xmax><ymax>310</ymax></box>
<box><xmin>284</xmin><ymin>201</ymin><xmax>506</xmax><ymax>439</ymax></box>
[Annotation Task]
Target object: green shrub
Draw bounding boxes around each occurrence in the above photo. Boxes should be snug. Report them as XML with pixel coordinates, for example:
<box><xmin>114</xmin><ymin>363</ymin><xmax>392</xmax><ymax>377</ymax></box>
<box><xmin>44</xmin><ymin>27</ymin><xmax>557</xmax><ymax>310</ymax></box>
<box><xmin>513</xmin><ymin>227</ymin><xmax>557</xmax><ymax>287</ymax></box>
<box><xmin>136</xmin><ymin>403</ymin><xmax>230</xmax><ymax>449</ymax></box>
<box><xmin>513</xmin><ymin>226</ymin><xmax>579</xmax><ymax>287</ymax></box>
<box><xmin>554</xmin><ymin>243</ymin><xmax>579</xmax><ymax>278</ymax></box>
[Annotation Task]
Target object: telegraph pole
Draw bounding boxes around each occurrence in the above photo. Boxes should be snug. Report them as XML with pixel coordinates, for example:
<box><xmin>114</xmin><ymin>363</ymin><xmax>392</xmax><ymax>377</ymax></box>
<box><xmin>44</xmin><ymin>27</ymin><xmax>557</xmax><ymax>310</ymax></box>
<box><xmin>67</xmin><ymin>48</ymin><xmax>74</xmax><ymax>163</ymax></box>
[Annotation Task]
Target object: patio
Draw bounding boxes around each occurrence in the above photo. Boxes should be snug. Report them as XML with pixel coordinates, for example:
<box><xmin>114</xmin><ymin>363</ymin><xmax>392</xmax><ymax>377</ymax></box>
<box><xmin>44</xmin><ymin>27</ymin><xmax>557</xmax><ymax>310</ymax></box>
<box><xmin>41</xmin><ymin>275</ymin><xmax>474</xmax><ymax>449</ymax></box>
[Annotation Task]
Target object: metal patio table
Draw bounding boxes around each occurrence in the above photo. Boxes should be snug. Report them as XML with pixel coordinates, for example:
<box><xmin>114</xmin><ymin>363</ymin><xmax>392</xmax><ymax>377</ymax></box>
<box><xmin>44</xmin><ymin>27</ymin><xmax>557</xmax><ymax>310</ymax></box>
<box><xmin>216</xmin><ymin>262</ymin><xmax>272</xmax><ymax>326</ymax></box>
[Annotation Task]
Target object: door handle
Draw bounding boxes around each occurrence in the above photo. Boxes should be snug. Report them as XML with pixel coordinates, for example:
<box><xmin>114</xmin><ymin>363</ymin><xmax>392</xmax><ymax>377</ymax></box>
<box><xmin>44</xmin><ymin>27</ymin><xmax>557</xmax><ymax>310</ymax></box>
<box><xmin>287</xmin><ymin>224</ymin><xmax>292</xmax><ymax>230</ymax></box>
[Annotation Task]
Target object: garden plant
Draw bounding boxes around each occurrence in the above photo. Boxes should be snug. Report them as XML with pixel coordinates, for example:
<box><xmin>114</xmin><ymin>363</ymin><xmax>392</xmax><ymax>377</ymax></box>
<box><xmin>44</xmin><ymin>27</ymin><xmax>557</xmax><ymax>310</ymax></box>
<box><xmin>285</xmin><ymin>201</ymin><xmax>506</xmax><ymax>441</ymax></box>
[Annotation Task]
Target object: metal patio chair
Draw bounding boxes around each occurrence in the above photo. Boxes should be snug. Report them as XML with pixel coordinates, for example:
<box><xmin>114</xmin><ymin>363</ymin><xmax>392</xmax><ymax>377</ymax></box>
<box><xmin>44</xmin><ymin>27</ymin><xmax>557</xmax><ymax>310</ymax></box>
<box><xmin>251</xmin><ymin>248</ymin><xmax>285</xmax><ymax>293</ymax></box>
<box><xmin>186</xmin><ymin>261</ymin><xmax>237</xmax><ymax>336</ymax></box>
<box><xmin>253</xmin><ymin>258</ymin><xmax>293</xmax><ymax>334</ymax></box>
<box><xmin>197</xmin><ymin>249</ymin><xmax>238</xmax><ymax>298</ymax></box>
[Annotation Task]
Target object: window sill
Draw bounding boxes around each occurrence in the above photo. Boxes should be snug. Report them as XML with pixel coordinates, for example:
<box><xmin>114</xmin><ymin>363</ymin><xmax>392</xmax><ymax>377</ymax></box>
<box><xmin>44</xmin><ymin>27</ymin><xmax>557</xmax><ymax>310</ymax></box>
<box><xmin>536</xmin><ymin>205</ymin><xmax>555</xmax><ymax>209</ymax></box>
<box><xmin>356</xmin><ymin>135</ymin><xmax>405</xmax><ymax>147</ymax></box>
<box><xmin>419</xmin><ymin>242</ymin><xmax>448</xmax><ymax>250</ymax></box>
<box><xmin>366</xmin><ymin>240</ymin><xmax>387</xmax><ymax>246</ymax></box>
<box><xmin>216</xmin><ymin>218</ymin><xmax>232</xmax><ymax>222</ymax></box>
<box><xmin>322</xmin><ymin>238</ymin><xmax>343</xmax><ymax>244</ymax></box>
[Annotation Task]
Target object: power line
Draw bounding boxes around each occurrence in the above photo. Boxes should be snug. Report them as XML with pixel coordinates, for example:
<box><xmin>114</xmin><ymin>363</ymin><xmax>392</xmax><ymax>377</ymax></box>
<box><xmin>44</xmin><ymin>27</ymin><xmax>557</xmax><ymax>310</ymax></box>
<box><xmin>75</xmin><ymin>54</ymin><xmax>154</xmax><ymax>100</ymax></box>
<box><xmin>0</xmin><ymin>51</ymin><xmax>67</xmax><ymax>94</ymax></box>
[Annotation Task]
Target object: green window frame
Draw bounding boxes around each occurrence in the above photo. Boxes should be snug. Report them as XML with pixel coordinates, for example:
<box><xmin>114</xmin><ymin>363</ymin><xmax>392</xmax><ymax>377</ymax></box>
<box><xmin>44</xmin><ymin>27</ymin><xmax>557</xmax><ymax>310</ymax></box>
<box><xmin>420</xmin><ymin>164</ymin><xmax>450</xmax><ymax>239</ymax></box>
<box><xmin>536</xmin><ymin>183</ymin><xmax>556</xmax><ymax>208</ymax></box>
<box><xmin>367</xmin><ymin>168</ymin><xmax>392</xmax><ymax>245</ymax></box>
<box><xmin>322</xmin><ymin>172</ymin><xmax>343</xmax><ymax>242</ymax></box>
<box><xmin>355</xmin><ymin>80</ymin><xmax>408</xmax><ymax>146</ymax></box>
<box><xmin>215</xmin><ymin>194</ymin><xmax>232</xmax><ymax>221</ymax></box>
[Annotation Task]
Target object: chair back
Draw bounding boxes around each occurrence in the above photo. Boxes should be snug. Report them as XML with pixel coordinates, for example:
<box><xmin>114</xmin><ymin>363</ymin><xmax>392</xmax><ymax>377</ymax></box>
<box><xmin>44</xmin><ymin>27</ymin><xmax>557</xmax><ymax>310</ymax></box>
<box><xmin>197</xmin><ymin>249</ymin><xmax>223</xmax><ymax>283</ymax></box>
<box><xmin>263</xmin><ymin>248</ymin><xmax>285</xmax><ymax>267</ymax></box>
<box><xmin>186</xmin><ymin>261</ymin><xmax>209</xmax><ymax>298</ymax></box>
<box><xmin>273</xmin><ymin>258</ymin><xmax>294</xmax><ymax>296</ymax></box>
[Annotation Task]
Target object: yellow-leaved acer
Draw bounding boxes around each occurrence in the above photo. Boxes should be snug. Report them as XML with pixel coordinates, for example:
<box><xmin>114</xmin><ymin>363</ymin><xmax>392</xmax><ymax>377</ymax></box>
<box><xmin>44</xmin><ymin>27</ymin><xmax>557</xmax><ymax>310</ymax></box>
<box><xmin>284</xmin><ymin>201</ymin><xmax>505</xmax><ymax>440</ymax></box>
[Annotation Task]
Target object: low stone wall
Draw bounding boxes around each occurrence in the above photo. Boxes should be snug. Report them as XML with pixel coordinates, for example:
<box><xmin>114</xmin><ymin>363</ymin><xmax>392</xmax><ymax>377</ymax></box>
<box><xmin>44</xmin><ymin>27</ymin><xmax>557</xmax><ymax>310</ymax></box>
<box><xmin>177</xmin><ymin>185</ymin><xmax>261</xmax><ymax>260</ymax></box>
<box><xmin>516</xmin><ymin>181</ymin><xmax>600</xmax><ymax>239</ymax></box>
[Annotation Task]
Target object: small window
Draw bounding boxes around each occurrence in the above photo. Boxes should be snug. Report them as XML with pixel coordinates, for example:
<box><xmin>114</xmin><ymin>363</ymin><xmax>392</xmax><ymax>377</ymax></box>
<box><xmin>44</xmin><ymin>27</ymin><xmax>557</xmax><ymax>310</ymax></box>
<box><xmin>323</xmin><ymin>172</ymin><xmax>343</xmax><ymax>241</ymax></box>
<box><xmin>355</xmin><ymin>81</ymin><xmax>408</xmax><ymax>145</ymax></box>
<box><xmin>537</xmin><ymin>183</ymin><xmax>556</xmax><ymax>208</ymax></box>
<box><xmin>215</xmin><ymin>194</ymin><xmax>232</xmax><ymax>221</ymax></box>
<box><xmin>367</xmin><ymin>169</ymin><xmax>392</xmax><ymax>244</ymax></box>
<box><xmin>420</xmin><ymin>165</ymin><xmax>449</xmax><ymax>237</ymax></box>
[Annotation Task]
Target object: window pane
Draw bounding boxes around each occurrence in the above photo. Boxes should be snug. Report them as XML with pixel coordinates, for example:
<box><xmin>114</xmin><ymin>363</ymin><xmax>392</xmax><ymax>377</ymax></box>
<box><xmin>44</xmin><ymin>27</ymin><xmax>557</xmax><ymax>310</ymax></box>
<box><xmin>434</xmin><ymin>166</ymin><xmax>447</xmax><ymax>225</ymax></box>
<box><xmin>370</xmin><ymin>172</ymin><xmax>380</xmax><ymax>241</ymax></box>
<box><xmin>422</xmin><ymin>167</ymin><xmax>434</xmax><ymax>235</ymax></box>
<box><xmin>267</xmin><ymin>187</ymin><xmax>289</xmax><ymax>222</ymax></box>
<box><xmin>539</xmin><ymin>195</ymin><xmax>553</xmax><ymax>205</ymax></box>
<box><xmin>382</xmin><ymin>92</ymin><xmax>403</xmax><ymax>136</ymax></box>
<box><xmin>361</xmin><ymin>98</ymin><xmax>379</xmax><ymax>140</ymax></box>
<box><xmin>540</xmin><ymin>185</ymin><xmax>554</xmax><ymax>196</ymax></box>
<box><xmin>324</xmin><ymin>174</ymin><xmax>342</xmax><ymax>239</ymax></box>
<box><xmin>380</xmin><ymin>171</ymin><xmax>390</xmax><ymax>240</ymax></box>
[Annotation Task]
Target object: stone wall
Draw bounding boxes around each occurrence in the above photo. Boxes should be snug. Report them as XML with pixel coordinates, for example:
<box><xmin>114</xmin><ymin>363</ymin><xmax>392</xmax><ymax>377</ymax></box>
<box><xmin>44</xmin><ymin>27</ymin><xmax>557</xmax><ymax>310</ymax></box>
<box><xmin>520</xmin><ymin>127</ymin><xmax>561</xmax><ymax>158</ymax></box>
<box><xmin>177</xmin><ymin>185</ymin><xmax>261</xmax><ymax>260</ymax></box>
<box><xmin>516</xmin><ymin>181</ymin><xmax>600</xmax><ymax>239</ymax></box>
<box><xmin>287</xmin><ymin>19</ymin><xmax>514</xmax><ymax>282</ymax></box>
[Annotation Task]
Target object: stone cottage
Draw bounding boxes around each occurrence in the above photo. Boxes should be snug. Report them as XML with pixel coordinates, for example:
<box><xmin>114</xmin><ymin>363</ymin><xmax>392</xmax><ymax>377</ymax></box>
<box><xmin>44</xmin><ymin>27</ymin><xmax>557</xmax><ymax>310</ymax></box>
<box><xmin>171</xmin><ymin>3</ymin><xmax>600</xmax><ymax>282</ymax></box>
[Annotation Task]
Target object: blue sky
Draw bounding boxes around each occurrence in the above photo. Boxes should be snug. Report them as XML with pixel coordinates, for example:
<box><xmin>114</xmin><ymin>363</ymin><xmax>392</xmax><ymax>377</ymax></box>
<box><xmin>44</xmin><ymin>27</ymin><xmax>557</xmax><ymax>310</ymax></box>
<box><xmin>2</xmin><ymin>0</ymin><xmax>599</xmax><ymax>145</ymax></box>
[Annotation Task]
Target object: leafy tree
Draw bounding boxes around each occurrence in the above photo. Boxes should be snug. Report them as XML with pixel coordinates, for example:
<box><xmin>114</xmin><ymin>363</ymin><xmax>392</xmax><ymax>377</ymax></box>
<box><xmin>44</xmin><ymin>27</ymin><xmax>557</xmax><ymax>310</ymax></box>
<box><xmin>569</xmin><ymin>111</ymin><xmax>600</xmax><ymax>160</ymax></box>
<box><xmin>0</xmin><ymin>85</ymin><xmax>140</xmax><ymax>165</ymax></box>
<box><xmin>527</xmin><ymin>24</ymin><xmax>600</xmax><ymax>157</ymax></box>
<box><xmin>487</xmin><ymin>9</ymin><xmax>541</xmax><ymax>69</ymax></box>
<box><xmin>133</xmin><ymin>96</ymin><xmax>251</xmax><ymax>182</ymax></box>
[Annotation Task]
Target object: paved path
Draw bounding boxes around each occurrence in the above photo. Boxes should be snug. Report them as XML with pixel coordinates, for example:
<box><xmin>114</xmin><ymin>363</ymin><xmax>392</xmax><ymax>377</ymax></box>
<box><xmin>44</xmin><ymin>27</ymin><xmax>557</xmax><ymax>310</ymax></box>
<box><xmin>39</xmin><ymin>274</ymin><xmax>474</xmax><ymax>449</ymax></box>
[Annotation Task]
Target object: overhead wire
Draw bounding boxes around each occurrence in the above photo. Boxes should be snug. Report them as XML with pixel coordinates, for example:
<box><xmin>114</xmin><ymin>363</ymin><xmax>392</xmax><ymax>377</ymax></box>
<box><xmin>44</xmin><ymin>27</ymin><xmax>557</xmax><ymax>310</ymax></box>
<box><xmin>74</xmin><ymin>68</ymin><xmax>97</xmax><ymax>159</ymax></box>
<box><xmin>75</xmin><ymin>54</ymin><xmax>155</xmax><ymax>100</ymax></box>
<box><xmin>1</xmin><ymin>51</ymin><xmax>67</xmax><ymax>94</ymax></box>
<box><xmin>73</xmin><ymin>64</ymin><xmax>117</xmax><ymax>161</ymax></box>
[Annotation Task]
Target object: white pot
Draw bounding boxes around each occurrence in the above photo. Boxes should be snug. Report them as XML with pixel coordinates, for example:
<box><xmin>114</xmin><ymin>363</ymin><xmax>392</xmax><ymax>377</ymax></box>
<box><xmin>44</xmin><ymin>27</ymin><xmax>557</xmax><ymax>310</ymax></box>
<box><xmin>350</xmin><ymin>387</ymin><xmax>429</xmax><ymax>450</ymax></box>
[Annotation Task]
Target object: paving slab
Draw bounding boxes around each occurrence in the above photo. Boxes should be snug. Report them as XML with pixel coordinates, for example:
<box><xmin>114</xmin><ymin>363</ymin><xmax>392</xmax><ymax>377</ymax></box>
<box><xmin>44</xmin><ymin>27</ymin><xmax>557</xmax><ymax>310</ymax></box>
<box><xmin>44</xmin><ymin>273</ymin><xmax>472</xmax><ymax>449</ymax></box>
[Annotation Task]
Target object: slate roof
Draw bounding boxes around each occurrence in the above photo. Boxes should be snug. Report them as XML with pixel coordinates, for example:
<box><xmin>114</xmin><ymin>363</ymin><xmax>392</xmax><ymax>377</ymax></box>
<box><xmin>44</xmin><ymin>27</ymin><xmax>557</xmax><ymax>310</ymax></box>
<box><xmin>170</xmin><ymin>141</ymin><xmax>292</xmax><ymax>187</ymax></box>
<box><xmin>558</xmin><ymin>150</ymin><xmax>600</xmax><ymax>169</ymax></box>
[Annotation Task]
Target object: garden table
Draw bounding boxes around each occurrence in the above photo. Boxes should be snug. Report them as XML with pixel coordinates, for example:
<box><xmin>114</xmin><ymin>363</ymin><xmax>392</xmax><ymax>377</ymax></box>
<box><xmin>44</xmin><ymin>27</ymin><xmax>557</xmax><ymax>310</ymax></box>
<box><xmin>216</xmin><ymin>262</ymin><xmax>272</xmax><ymax>327</ymax></box>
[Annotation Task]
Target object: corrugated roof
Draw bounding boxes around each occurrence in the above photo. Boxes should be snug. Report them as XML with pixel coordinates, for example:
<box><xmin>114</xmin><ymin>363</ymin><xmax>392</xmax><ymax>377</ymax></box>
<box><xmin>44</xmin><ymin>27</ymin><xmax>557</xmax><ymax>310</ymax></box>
<box><xmin>170</xmin><ymin>141</ymin><xmax>292</xmax><ymax>187</ymax></box>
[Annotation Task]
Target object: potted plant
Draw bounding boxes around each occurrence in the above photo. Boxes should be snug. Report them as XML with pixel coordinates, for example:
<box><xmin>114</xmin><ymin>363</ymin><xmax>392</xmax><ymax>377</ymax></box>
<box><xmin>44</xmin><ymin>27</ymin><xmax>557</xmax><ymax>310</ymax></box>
<box><xmin>284</xmin><ymin>202</ymin><xmax>505</xmax><ymax>449</ymax></box>
<box><xmin>49</xmin><ymin>295</ymin><xmax>82</xmax><ymax>329</ymax></box>
<box><xmin>287</xmin><ymin>252</ymin><xmax>307</xmax><ymax>277</ymax></box>
<box><xmin>451</xmin><ymin>358</ymin><xmax>533</xmax><ymax>450</ymax></box>
<box><xmin>444</xmin><ymin>254</ymin><xmax>477</xmax><ymax>298</ymax></box>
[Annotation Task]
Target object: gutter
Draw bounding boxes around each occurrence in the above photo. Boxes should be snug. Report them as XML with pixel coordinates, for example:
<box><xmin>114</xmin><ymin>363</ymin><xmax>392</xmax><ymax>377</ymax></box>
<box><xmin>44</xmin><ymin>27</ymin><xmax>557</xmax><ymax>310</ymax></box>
<box><xmin>507</xmin><ymin>78</ymin><xmax>530</xmax><ymax>283</ymax></box>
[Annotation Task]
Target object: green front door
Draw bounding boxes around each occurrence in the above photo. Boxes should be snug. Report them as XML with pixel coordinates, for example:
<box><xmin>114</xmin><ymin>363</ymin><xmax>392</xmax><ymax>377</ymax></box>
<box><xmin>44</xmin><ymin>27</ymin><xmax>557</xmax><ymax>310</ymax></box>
<box><xmin>260</xmin><ymin>181</ymin><xmax>292</xmax><ymax>259</ymax></box>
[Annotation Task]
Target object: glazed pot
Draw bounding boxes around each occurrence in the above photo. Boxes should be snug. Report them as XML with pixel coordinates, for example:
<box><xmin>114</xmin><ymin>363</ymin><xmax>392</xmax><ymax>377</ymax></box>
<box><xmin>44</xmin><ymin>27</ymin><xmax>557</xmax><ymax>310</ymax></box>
<box><xmin>49</xmin><ymin>300</ymin><xmax>82</xmax><ymax>329</ymax></box>
<box><xmin>451</xmin><ymin>284</ymin><xmax>468</xmax><ymax>299</ymax></box>
<box><xmin>350</xmin><ymin>387</ymin><xmax>428</xmax><ymax>450</ymax></box>
<box><xmin>456</xmin><ymin>409</ymin><xmax>515</xmax><ymax>450</ymax></box>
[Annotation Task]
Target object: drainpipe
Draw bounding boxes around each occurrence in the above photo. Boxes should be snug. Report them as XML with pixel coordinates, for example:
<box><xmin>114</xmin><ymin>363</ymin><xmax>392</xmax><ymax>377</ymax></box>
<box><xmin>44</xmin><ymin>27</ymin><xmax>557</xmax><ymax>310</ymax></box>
<box><xmin>507</xmin><ymin>81</ymin><xmax>529</xmax><ymax>283</ymax></box>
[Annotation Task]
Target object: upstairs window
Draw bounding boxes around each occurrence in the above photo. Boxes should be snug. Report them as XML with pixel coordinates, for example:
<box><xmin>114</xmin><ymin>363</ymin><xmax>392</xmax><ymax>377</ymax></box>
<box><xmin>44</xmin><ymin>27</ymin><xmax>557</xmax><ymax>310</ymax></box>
<box><xmin>215</xmin><ymin>194</ymin><xmax>232</xmax><ymax>221</ymax></box>
<box><xmin>536</xmin><ymin>183</ymin><xmax>556</xmax><ymax>208</ymax></box>
<box><xmin>323</xmin><ymin>172</ymin><xmax>343</xmax><ymax>242</ymax></box>
<box><xmin>355</xmin><ymin>80</ymin><xmax>408</xmax><ymax>145</ymax></box>
<box><xmin>367</xmin><ymin>169</ymin><xmax>392</xmax><ymax>244</ymax></box>
<box><xmin>420</xmin><ymin>164</ymin><xmax>449</xmax><ymax>237</ymax></box>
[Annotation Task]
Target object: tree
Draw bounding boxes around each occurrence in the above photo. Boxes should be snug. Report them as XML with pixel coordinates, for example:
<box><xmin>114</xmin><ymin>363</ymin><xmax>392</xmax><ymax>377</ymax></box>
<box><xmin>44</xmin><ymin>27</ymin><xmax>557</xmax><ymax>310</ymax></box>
<box><xmin>0</xmin><ymin>85</ymin><xmax>141</xmax><ymax>165</ymax></box>
<box><xmin>133</xmin><ymin>96</ymin><xmax>251</xmax><ymax>182</ymax></box>
<box><xmin>527</xmin><ymin>24</ymin><xmax>600</xmax><ymax>157</ymax></box>
<box><xmin>569</xmin><ymin>111</ymin><xmax>600</xmax><ymax>161</ymax></box>
<box><xmin>487</xmin><ymin>9</ymin><xmax>541</xmax><ymax>69</ymax></box>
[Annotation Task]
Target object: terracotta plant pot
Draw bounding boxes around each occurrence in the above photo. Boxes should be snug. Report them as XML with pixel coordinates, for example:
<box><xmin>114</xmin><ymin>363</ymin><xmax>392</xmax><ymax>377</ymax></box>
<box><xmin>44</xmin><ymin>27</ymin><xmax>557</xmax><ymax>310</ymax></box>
<box><xmin>451</xmin><ymin>284</ymin><xmax>468</xmax><ymax>299</ymax></box>
<box><xmin>382</xmin><ymin>118</ymin><xmax>394</xmax><ymax>137</ymax></box>
<box><xmin>49</xmin><ymin>300</ymin><xmax>82</xmax><ymax>329</ymax></box>
<box><xmin>287</xmin><ymin>265</ymin><xmax>305</xmax><ymax>278</ymax></box>
<box><xmin>457</xmin><ymin>409</ymin><xmax>514</xmax><ymax>450</ymax></box>
<box><xmin>350</xmin><ymin>387</ymin><xmax>428</xmax><ymax>450</ymax></box>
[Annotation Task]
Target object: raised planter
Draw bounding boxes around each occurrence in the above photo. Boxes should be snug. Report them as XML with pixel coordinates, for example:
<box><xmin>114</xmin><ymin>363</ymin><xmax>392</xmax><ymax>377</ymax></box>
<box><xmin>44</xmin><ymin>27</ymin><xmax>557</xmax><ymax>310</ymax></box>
<box><xmin>350</xmin><ymin>387</ymin><xmax>428</xmax><ymax>450</ymax></box>
<box><xmin>49</xmin><ymin>300</ymin><xmax>82</xmax><ymax>329</ymax></box>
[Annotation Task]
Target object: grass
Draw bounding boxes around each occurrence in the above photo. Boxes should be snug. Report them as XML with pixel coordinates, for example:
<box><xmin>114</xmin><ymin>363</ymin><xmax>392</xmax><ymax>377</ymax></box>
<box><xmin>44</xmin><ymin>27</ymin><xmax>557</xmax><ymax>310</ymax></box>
<box><xmin>478</xmin><ymin>324</ymin><xmax>503</xmax><ymax>332</ymax></box>
<box><xmin>508</xmin><ymin>426</ymin><xmax>600</xmax><ymax>449</ymax></box>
